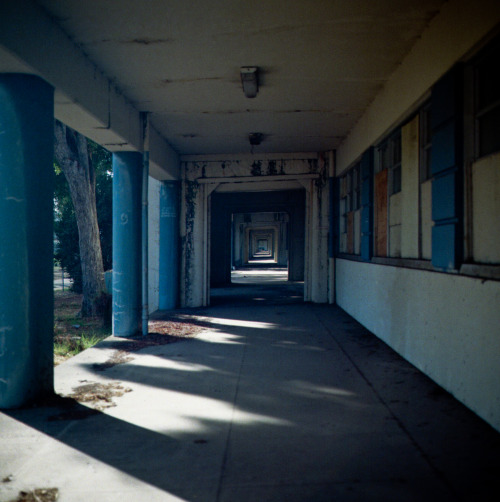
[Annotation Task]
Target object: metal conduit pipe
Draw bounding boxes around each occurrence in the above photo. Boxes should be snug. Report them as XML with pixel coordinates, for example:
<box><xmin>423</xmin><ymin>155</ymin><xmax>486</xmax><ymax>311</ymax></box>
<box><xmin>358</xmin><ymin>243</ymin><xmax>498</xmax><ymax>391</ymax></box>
<box><xmin>141</xmin><ymin>113</ymin><xmax>150</xmax><ymax>336</ymax></box>
<box><xmin>328</xmin><ymin>150</ymin><xmax>336</xmax><ymax>304</ymax></box>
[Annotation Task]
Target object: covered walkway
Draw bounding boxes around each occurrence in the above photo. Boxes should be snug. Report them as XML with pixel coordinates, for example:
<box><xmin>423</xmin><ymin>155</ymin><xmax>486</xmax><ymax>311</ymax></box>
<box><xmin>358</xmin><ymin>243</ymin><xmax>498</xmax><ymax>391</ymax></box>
<box><xmin>1</xmin><ymin>301</ymin><xmax>498</xmax><ymax>501</ymax></box>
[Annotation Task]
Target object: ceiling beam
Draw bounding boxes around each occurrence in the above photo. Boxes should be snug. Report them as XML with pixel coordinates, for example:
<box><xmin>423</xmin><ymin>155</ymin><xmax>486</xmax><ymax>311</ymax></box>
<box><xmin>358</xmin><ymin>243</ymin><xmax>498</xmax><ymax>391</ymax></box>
<box><xmin>0</xmin><ymin>0</ymin><xmax>179</xmax><ymax>180</ymax></box>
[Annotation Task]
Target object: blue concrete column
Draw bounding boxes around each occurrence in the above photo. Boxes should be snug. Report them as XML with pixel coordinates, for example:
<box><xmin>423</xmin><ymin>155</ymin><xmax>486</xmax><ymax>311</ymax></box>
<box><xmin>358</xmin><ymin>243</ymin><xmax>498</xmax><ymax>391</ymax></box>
<box><xmin>0</xmin><ymin>74</ymin><xmax>54</xmax><ymax>408</ymax></box>
<box><xmin>159</xmin><ymin>181</ymin><xmax>180</xmax><ymax>310</ymax></box>
<box><xmin>112</xmin><ymin>152</ymin><xmax>143</xmax><ymax>336</ymax></box>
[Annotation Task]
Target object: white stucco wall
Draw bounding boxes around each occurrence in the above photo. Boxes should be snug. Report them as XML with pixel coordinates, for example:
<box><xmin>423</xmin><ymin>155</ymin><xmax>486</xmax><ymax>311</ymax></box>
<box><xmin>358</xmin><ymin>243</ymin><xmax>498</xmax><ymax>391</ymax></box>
<box><xmin>401</xmin><ymin>116</ymin><xmax>420</xmax><ymax>259</ymax></box>
<box><xmin>148</xmin><ymin>177</ymin><xmax>161</xmax><ymax>313</ymax></box>
<box><xmin>332</xmin><ymin>1</ymin><xmax>500</xmax><ymax>433</ymax></box>
<box><xmin>336</xmin><ymin>258</ymin><xmax>500</xmax><ymax>432</ymax></box>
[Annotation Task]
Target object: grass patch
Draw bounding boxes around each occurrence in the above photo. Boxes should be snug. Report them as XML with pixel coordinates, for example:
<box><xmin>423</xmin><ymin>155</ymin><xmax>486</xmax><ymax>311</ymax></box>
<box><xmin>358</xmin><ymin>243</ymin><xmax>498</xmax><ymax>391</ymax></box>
<box><xmin>54</xmin><ymin>291</ymin><xmax>110</xmax><ymax>365</ymax></box>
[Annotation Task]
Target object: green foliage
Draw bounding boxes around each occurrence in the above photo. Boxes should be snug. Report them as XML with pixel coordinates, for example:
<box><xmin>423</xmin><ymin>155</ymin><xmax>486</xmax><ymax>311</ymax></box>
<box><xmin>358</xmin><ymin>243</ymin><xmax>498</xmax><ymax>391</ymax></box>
<box><xmin>54</xmin><ymin>164</ymin><xmax>81</xmax><ymax>290</ymax></box>
<box><xmin>93</xmin><ymin>143</ymin><xmax>113</xmax><ymax>275</ymax></box>
<box><xmin>54</xmin><ymin>331</ymin><xmax>108</xmax><ymax>359</ymax></box>
<box><xmin>54</xmin><ymin>140</ymin><xmax>113</xmax><ymax>292</ymax></box>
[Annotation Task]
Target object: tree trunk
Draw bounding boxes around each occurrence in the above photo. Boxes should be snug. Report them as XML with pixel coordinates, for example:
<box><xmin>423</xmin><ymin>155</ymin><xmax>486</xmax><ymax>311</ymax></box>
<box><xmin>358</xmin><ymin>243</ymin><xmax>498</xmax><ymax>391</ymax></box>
<box><xmin>54</xmin><ymin>120</ymin><xmax>107</xmax><ymax>317</ymax></box>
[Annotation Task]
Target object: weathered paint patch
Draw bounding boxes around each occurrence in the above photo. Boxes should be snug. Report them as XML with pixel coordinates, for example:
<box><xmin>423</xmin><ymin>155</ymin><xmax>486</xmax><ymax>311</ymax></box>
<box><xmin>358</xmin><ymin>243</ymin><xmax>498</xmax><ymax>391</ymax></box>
<box><xmin>251</xmin><ymin>160</ymin><xmax>262</xmax><ymax>176</ymax></box>
<box><xmin>182</xmin><ymin>180</ymin><xmax>199</xmax><ymax>305</ymax></box>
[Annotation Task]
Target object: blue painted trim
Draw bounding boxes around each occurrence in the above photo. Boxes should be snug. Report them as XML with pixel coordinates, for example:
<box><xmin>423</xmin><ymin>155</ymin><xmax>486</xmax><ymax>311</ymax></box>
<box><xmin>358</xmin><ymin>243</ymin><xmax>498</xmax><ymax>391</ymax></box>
<box><xmin>430</xmin><ymin>65</ymin><xmax>464</xmax><ymax>271</ymax></box>
<box><xmin>432</xmin><ymin>171</ymin><xmax>459</xmax><ymax>222</ymax></box>
<box><xmin>141</xmin><ymin>152</ymin><xmax>149</xmax><ymax>336</ymax></box>
<box><xmin>431</xmin><ymin>122</ymin><xmax>457</xmax><ymax>175</ymax></box>
<box><xmin>432</xmin><ymin>224</ymin><xmax>458</xmax><ymax>270</ymax></box>
<box><xmin>360</xmin><ymin>148</ymin><xmax>374</xmax><ymax>261</ymax></box>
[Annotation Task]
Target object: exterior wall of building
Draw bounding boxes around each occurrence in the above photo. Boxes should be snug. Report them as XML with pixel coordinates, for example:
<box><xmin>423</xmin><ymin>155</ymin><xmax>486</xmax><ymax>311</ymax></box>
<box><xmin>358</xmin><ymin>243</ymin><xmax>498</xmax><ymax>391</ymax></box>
<box><xmin>336</xmin><ymin>0</ymin><xmax>500</xmax><ymax>172</ymax></box>
<box><xmin>336</xmin><ymin>259</ymin><xmax>500</xmax><ymax>431</ymax></box>
<box><xmin>334</xmin><ymin>2</ymin><xmax>500</xmax><ymax>431</ymax></box>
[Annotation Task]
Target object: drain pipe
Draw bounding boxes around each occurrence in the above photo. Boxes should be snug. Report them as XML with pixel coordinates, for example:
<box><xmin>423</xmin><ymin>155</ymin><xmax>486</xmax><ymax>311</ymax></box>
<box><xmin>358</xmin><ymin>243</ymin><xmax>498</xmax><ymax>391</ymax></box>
<box><xmin>141</xmin><ymin>112</ymin><xmax>150</xmax><ymax>336</ymax></box>
<box><xmin>328</xmin><ymin>150</ymin><xmax>336</xmax><ymax>305</ymax></box>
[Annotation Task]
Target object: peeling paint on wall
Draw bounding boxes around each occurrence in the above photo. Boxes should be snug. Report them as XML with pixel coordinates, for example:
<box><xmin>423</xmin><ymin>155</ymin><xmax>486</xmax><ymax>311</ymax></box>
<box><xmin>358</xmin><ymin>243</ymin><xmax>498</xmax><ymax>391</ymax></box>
<box><xmin>251</xmin><ymin>160</ymin><xmax>262</xmax><ymax>176</ymax></box>
<box><xmin>184</xmin><ymin>158</ymin><xmax>322</xmax><ymax>181</ymax></box>
<box><xmin>182</xmin><ymin>180</ymin><xmax>199</xmax><ymax>306</ymax></box>
<box><xmin>180</xmin><ymin>155</ymin><xmax>330</xmax><ymax>306</ymax></box>
<box><xmin>267</xmin><ymin>160</ymin><xmax>277</xmax><ymax>175</ymax></box>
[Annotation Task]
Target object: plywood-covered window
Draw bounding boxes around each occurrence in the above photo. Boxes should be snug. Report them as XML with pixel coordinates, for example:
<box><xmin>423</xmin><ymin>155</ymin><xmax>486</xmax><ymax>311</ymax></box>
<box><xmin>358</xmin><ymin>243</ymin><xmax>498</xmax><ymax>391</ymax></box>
<box><xmin>419</xmin><ymin>103</ymin><xmax>433</xmax><ymax>260</ymax></box>
<box><xmin>391</xmin><ymin>132</ymin><xmax>402</xmax><ymax>195</ymax></box>
<box><xmin>374</xmin><ymin>131</ymin><xmax>401</xmax><ymax>257</ymax></box>
<box><xmin>419</xmin><ymin>103</ymin><xmax>432</xmax><ymax>182</ymax></box>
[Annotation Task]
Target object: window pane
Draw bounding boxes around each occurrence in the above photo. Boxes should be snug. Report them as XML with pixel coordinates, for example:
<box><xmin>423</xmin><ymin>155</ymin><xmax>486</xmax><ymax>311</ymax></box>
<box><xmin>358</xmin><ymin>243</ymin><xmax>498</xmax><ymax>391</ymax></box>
<box><xmin>340</xmin><ymin>177</ymin><xmax>347</xmax><ymax>197</ymax></box>
<box><xmin>475</xmin><ymin>36</ymin><xmax>500</xmax><ymax>157</ymax></box>
<box><xmin>477</xmin><ymin>54</ymin><xmax>500</xmax><ymax>111</ymax></box>
<box><xmin>479</xmin><ymin>105</ymin><xmax>500</xmax><ymax>157</ymax></box>
<box><xmin>377</xmin><ymin>143</ymin><xmax>389</xmax><ymax>172</ymax></box>
<box><xmin>393</xmin><ymin>134</ymin><xmax>402</xmax><ymax>165</ymax></box>
<box><xmin>392</xmin><ymin>165</ymin><xmax>402</xmax><ymax>194</ymax></box>
<box><xmin>420</xmin><ymin>105</ymin><xmax>432</xmax><ymax>182</ymax></box>
<box><xmin>424</xmin><ymin>147</ymin><xmax>432</xmax><ymax>180</ymax></box>
<box><xmin>425</xmin><ymin>108</ymin><xmax>432</xmax><ymax>145</ymax></box>
<box><xmin>477</xmin><ymin>60</ymin><xmax>500</xmax><ymax>110</ymax></box>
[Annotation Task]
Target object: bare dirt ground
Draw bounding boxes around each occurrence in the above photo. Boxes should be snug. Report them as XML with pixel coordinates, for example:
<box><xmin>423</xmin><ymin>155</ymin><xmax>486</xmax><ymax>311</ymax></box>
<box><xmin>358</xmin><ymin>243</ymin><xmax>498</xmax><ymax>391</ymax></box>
<box><xmin>92</xmin><ymin>318</ymin><xmax>203</xmax><ymax>371</ymax></box>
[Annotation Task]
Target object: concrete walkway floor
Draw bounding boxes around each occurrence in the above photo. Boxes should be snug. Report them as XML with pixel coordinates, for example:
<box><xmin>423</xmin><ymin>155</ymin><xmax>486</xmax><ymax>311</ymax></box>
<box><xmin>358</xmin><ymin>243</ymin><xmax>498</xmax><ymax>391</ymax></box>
<box><xmin>1</xmin><ymin>302</ymin><xmax>499</xmax><ymax>501</ymax></box>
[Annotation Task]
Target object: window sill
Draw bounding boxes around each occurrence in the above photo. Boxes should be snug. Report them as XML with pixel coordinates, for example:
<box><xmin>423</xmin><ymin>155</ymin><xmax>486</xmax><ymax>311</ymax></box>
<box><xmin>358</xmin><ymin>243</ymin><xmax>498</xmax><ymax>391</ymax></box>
<box><xmin>460</xmin><ymin>263</ymin><xmax>500</xmax><ymax>280</ymax></box>
<box><xmin>336</xmin><ymin>254</ymin><xmax>500</xmax><ymax>281</ymax></box>
<box><xmin>370</xmin><ymin>256</ymin><xmax>434</xmax><ymax>271</ymax></box>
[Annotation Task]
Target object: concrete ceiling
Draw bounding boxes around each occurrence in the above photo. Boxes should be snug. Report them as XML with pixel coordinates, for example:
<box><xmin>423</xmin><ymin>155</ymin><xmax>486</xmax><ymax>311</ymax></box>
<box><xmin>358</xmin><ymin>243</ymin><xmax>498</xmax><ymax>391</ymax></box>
<box><xmin>25</xmin><ymin>1</ymin><xmax>446</xmax><ymax>155</ymax></box>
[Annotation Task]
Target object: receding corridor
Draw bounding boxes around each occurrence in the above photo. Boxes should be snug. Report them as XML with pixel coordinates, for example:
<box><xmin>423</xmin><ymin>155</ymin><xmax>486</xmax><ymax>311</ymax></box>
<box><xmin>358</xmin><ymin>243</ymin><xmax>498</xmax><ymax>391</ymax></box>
<box><xmin>209</xmin><ymin>267</ymin><xmax>303</xmax><ymax>307</ymax></box>
<box><xmin>1</xmin><ymin>302</ymin><xmax>498</xmax><ymax>501</ymax></box>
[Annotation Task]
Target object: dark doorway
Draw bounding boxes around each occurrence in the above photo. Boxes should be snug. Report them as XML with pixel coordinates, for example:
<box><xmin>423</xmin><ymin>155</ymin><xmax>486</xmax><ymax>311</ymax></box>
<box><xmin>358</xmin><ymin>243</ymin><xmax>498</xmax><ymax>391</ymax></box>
<box><xmin>210</xmin><ymin>189</ymin><xmax>305</xmax><ymax>305</ymax></box>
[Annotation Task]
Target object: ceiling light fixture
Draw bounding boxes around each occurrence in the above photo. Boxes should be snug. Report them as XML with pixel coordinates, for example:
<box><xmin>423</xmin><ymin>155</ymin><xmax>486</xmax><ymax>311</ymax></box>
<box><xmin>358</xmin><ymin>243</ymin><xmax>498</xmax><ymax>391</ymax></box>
<box><xmin>249</xmin><ymin>133</ymin><xmax>263</xmax><ymax>146</ymax></box>
<box><xmin>240</xmin><ymin>66</ymin><xmax>259</xmax><ymax>98</ymax></box>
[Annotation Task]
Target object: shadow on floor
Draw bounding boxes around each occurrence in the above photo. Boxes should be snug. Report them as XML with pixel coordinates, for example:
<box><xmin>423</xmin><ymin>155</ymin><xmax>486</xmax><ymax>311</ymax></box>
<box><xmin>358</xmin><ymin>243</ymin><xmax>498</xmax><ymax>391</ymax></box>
<box><xmin>2</xmin><ymin>304</ymin><xmax>500</xmax><ymax>501</ymax></box>
<box><xmin>210</xmin><ymin>267</ymin><xmax>304</xmax><ymax>307</ymax></box>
